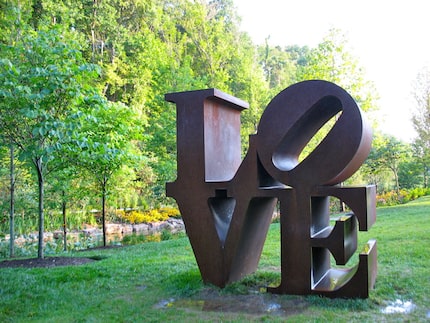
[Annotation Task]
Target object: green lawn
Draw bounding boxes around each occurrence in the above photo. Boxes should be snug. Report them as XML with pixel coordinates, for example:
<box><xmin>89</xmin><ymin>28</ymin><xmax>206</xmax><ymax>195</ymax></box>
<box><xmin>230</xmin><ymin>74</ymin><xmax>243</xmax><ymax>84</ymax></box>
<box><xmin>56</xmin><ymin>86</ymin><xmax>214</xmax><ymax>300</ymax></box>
<box><xmin>1</xmin><ymin>197</ymin><xmax>429</xmax><ymax>322</ymax></box>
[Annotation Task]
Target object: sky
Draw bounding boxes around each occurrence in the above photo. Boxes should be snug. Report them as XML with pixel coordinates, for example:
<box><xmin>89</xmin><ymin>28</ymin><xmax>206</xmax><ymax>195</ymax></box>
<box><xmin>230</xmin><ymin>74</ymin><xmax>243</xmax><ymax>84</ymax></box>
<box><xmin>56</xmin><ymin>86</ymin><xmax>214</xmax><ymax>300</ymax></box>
<box><xmin>233</xmin><ymin>0</ymin><xmax>430</xmax><ymax>142</ymax></box>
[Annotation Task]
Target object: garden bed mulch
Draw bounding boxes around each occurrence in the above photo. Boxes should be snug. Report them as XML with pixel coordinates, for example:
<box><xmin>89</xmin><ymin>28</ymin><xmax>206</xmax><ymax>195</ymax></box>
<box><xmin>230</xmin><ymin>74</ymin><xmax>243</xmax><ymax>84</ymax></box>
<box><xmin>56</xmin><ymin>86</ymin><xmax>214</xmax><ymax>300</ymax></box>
<box><xmin>0</xmin><ymin>245</ymin><xmax>122</xmax><ymax>268</ymax></box>
<box><xmin>0</xmin><ymin>257</ymin><xmax>96</xmax><ymax>268</ymax></box>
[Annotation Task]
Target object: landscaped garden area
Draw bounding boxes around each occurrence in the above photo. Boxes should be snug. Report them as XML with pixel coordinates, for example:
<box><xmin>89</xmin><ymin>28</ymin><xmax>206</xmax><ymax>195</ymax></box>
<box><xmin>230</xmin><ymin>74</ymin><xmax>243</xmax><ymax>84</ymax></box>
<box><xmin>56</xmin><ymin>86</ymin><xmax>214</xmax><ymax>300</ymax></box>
<box><xmin>1</xmin><ymin>1</ymin><xmax>430</xmax><ymax>322</ymax></box>
<box><xmin>1</xmin><ymin>196</ymin><xmax>429</xmax><ymax>322</ymax></box>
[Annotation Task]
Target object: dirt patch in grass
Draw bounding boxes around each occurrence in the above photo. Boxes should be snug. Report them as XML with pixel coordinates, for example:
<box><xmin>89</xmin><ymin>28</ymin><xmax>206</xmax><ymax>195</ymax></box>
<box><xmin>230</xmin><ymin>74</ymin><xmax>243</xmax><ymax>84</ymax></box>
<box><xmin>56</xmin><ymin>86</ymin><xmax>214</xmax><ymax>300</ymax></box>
<box><xmin>0</xmin><ymin>257</ymin><xmax>96</xmax><ymax>268</ymax></box>
<box><xmin>0</xmin><ymin>245</ymin><xmax>123</xmax><ymax>268</ymax></box>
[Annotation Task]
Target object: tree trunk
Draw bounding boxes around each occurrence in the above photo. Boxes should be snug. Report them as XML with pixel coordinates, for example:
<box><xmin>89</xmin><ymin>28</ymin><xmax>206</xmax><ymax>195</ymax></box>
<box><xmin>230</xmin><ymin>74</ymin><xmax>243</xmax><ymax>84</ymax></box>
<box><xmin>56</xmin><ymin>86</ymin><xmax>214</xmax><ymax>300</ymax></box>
<box><xmin>91</xmin><ymin>0</ymin><xmax>98</xmax><ymax>60</ymax></box>
<box><xmin>338</xmin><ymin>182</ymin><xmax>345</xmax><ymax>212</ymax></box>
<box><xmin>102</xmin><ymin>178</ymin><xmax>107</xmax><ymax>247</ymax></box>
<box><xmin>35</xmin><ymin>158</ymin><xmax>44</xmax><ymax>259</ymax></box>
<box><xmin>31</xmin><ymin>0</ymin><xmax>43</xmax><ymax>30</ymax></box>
<box><xmin>394</xmin><ymin>169</ymin><xmax>400</xmax><ymax>195</ymax></box>
<box><xmin>62</xmin><ymin>190</ymin><xmax>67</xmax><ymax>252</ymax></box>
<box><xmin>9</xmin><ymin>145</ymin><xmax>15</xmax><ymax>258</ymax></box>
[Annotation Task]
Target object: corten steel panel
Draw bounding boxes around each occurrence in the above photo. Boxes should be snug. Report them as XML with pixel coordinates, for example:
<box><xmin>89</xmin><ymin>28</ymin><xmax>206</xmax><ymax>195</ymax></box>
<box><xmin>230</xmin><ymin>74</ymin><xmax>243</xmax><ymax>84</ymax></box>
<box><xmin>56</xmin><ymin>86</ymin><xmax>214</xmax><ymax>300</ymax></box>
<box><xmin>166</xmin><ymin>81</ymin><xmax>377</xmax><ymax>298</ymax></box>
<box><xmin>165</xmin><ymin>89</ymin><xmax>275</xmax><ymax>286</ymax></box>
<box><xmin>204</xmin><ymin>99</ymin><xmax>242</xmax><ymax>182</ymax></box>
<box><xmin>256</xmin><ymin>81</ymin><xmax>373</xmax><ymax>187</ymax></box>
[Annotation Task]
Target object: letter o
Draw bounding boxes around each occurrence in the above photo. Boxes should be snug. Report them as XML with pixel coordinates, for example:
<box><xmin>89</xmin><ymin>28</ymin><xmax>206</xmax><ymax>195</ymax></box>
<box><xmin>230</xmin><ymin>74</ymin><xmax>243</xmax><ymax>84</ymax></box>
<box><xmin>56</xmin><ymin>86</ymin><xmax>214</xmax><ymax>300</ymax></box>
<box><xmin>256</xmin><ymin>80</ymin><xmax>372</xmax><ymax>187</ymax></box>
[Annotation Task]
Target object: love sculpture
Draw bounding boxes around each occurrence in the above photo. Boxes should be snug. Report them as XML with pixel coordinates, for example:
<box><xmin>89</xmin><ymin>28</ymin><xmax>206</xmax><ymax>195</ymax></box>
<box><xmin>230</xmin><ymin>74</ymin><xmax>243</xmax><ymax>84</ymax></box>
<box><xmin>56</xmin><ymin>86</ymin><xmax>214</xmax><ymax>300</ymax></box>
<box><xmin>166</xmin><ymin>80</ymin><xmax>377</xmax><ymax>298</ymax></box>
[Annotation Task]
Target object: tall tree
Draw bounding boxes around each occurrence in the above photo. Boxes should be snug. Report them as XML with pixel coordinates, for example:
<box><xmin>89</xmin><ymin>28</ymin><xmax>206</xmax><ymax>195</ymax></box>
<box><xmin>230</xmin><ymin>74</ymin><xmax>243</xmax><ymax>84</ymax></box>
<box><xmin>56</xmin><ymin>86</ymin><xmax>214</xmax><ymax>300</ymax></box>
<box><xmin>301</xmin><ymin>29</ymin><xmax>377</xmax><ymax>113</ymax></box>
<box><xmin>258</xmin><ymin>41</ymin><xmax>297</xmax><ymax>90</ymax></box>
<box><xmin>0</xmin><ymin>0</ymin><xmax>384</xmax><ymax>228</ymax></box>
<box><xmin>365</xmin><ymin>133</ymin><xmax>409</xmax><ymax>194</ymax></box>
<box><xmin>412</xmin><ymin>67</ymin><xmax>430</xmax><ymax>187</ymax></box>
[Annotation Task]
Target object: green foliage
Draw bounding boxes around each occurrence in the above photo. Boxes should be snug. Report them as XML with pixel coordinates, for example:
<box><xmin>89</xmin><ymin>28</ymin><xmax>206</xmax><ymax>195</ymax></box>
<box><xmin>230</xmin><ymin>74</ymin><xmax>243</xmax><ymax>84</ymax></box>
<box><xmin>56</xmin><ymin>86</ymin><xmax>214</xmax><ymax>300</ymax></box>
<box><xmin>0</xmin><ymin>27</ymin><xmax>100</xmax><ymax>159</ymax></box>
<box><xmin>376</xmin><ymin>187</ymin><xmax>430</xmax><ymax>206</ymax></box>
<box><xmin>71</xmin><ymin>95</ymin><xmax>143</xmax><ymax>183</ymax></box>
<box><xmin>121</xmin><ymin>233</ymin><xmax>146</xmax><ymax>245</ymax></box>
<box><xmin>376</xmin><ymin>190</ymin><xmax>408</xmax><ymax>206</ymax></box>
<box><xmin>258</xmin><ymin>41</ymin><xmax>298</xmax><ymax>90</ymax></box>
<box><xmin>363</xmin><ymin>132</ymin><xmax>415</xmax><ymax>193</ymax></box>
<box><xmin>299</xmin><ymin>28</ymin><xmax>377</xmax><ymax>113</ymax></box>
<box><xmin>2</xmin><ymin>0</ymin><xmax>423</xmax><ymax>240</ymax></box>
<box><xmin>0</xmin><ymin>24</ymin><xmax>109</xmax><ymax>257</ymax></box>
<box><xmin>405</xmin><ymin>187</ymin><xmax>430</xmax><ymax>201</ymax></box>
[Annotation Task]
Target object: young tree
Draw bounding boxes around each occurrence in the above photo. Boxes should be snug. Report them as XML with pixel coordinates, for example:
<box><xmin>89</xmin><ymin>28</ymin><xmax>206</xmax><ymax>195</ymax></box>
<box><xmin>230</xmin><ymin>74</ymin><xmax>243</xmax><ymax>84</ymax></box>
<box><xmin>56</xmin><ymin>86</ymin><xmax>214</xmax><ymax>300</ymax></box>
<box><xmin>71</xmin><ymin>95</ymin><xmax>143</xmax><ymax>246</ymax></box>
<box><xmin>44</xmin><ymin>164</ymin><xmax>80</xmax><ymax>251</ymax></box>
<box><xmin>0</xmin><ymin>28</ymin><xmax>102</xmax><ymax>258</ymax></box>
<box><xmin>0</xmin><ymin>0</ymin><xmax>32</xmax><ymax>258</ymax></box>
<box><xmin>9</xmin><ymin>144</ymin><xmax>15</xmax><ymax>257</ymax></box>
<box><xmin>0</xmin><ymin>143</ymin><xmax>17</xmax><ymax>257</ymax></box>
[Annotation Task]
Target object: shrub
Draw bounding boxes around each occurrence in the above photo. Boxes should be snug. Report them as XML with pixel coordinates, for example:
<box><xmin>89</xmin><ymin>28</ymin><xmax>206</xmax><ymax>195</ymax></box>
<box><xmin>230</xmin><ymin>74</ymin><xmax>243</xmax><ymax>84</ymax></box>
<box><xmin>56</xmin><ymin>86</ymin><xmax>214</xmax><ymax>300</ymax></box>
<box><xmin>159</xmin><ymin>206</ymin><xmax>181</xmax><ymax>218</ymax></box>
<box><xmin>160</xmin><ymin>229</ymin><xmax>172</xmax><ymax>241</ymax></box>
<box><xmin>145</xmin><ymin>232</ymin><xmax>161</xmax><ymax>242</ymax></box>
<box><xmin>115</xmin><ymin>207</ymin><xmax>180</xmax><ymax>224</ymax></box>
<box><xmin>404</xmin><ymin>187</ymin><xmax>430</xmax><ymax>202</ymax></box>
<box><xmin>122</xmin><ymin>234</ymin><xmax>146</xmax><ymax>245</ymax></box>
<box><xmin>376</xmin><ymin>188</ymin><xmax>430</xmax><ymax>206</ymax></box>
<box><xmin>377</xmin><ymin>190</ymin><xmax>406</xmax><ymax>206</ymax></box>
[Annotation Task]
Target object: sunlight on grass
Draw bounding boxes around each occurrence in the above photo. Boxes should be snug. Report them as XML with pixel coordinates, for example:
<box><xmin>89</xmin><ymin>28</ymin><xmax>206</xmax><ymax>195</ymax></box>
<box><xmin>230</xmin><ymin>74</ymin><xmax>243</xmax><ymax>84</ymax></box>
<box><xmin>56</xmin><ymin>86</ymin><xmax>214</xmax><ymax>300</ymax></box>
<box><xmin>0</xmin><ymin>197</ymin><xmax>429</xmax><ymax>322</ymax></box>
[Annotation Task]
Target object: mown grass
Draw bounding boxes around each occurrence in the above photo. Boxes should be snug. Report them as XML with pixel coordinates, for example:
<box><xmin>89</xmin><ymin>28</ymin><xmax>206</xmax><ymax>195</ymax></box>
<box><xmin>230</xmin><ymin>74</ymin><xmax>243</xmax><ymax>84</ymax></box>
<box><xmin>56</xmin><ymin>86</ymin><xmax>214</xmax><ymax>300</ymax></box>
<box><xmin>1</xmin><ymin>197</ymin><xmax>429</xmax><ymax>322</ymax></box>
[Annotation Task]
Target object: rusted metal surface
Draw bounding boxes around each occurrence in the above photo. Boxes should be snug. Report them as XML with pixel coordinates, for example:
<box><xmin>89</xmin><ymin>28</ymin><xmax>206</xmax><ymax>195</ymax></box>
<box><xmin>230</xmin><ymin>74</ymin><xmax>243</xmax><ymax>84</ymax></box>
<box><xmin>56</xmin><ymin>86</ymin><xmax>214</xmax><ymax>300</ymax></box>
<box><xmin>166</xmin><ymin>80</ymin><xmax>377</xmax><ymax>298</ymax></box>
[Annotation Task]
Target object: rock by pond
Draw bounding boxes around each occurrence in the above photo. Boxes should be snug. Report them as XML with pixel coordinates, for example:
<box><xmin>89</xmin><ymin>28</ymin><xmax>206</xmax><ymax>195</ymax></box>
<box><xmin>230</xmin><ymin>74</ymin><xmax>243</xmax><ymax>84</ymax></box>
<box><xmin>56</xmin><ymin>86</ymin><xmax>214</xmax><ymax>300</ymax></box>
<box><xmin>2</xmin><ymin>218</ymin><xmax>185</xmax><ymax>250</ymax></box>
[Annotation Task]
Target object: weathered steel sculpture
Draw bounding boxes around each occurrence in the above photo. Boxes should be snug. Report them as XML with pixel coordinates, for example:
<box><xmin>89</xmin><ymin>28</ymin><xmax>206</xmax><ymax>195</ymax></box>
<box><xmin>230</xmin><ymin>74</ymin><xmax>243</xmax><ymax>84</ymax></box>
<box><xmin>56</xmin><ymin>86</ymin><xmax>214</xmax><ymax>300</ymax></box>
<box><xmin>166</xmin><ymin>80</ymin><xmax>377</xmax><ymax>298</ymax></box>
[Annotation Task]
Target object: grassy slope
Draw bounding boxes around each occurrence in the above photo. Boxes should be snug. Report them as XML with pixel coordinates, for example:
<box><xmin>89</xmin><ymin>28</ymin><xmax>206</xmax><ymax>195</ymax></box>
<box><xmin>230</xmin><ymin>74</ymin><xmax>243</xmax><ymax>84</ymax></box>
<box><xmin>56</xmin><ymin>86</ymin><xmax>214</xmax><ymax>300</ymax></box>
<box><xmin>0</xmin><ymin>197</ymin><xmax>429</xmax><ymax>322</ymax></box>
